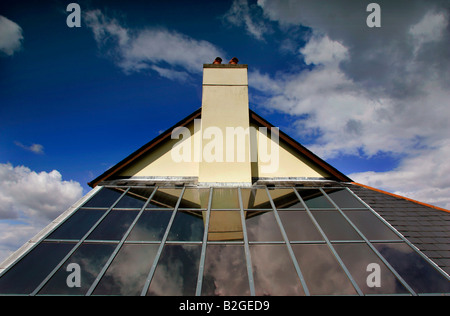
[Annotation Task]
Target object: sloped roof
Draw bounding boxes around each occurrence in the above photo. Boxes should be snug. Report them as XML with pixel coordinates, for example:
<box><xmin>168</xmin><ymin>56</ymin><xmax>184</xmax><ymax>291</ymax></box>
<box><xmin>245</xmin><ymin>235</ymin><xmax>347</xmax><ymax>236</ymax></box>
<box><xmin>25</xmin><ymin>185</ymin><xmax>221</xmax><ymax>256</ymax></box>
<box><xmin>88</xmin><ymin>108</ymin><xmax>352</xmax><ymax>187</ymax></box>
<box><xmin>347</xmin><ymin>183</ymin><xmax>450</xmax><ymax>275</ymax></box>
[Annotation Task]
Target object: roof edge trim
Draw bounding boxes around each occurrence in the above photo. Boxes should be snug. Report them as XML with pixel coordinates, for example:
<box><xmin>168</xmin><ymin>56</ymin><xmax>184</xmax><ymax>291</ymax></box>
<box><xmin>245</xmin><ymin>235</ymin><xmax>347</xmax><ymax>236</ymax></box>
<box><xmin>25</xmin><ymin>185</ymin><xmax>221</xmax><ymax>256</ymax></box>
<box><xmin>88</xmin><ymin>108</ymin><xmax>202</xmax><ymax>188</ymax></box>
<box><xmin>352</xmin><ymin>182</ymin><xmax>450</xmax><ymax>214</ymax></box>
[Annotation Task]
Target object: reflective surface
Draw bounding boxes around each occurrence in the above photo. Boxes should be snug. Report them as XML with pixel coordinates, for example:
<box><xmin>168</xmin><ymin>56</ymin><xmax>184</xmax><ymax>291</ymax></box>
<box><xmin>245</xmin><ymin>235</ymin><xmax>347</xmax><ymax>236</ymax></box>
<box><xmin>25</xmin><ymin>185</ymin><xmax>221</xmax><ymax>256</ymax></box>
<box><xmin>167</xmin><ymin>211</ymin><xmax>204</xmax><ymax>241</ymax></box>
<box><xmin>278</xmin><ymin>211</ymin><xmax>323</xmax><ymax>241</ymax></box>
<box><xmin>93</xmin><ymin>244</ymin><xmax>159</xmax><ymax>296</ymax></box>
<box><xmin>297</xmin><ymin>189</ymin><xmax>334</xmax><ymax>209</ymax></box>
<box><xmin>0</xmin><ymin>242</ymin><xmax>74</xmax><ymax>294</ymax></box>
<box><xmin>114</xmin><ymin>187</ymin><xmax>154</xmax><ymax>209</ymax></box>
<box><xmin>82</xmin><ymin>187</ymin><xmax>124</xmax><ymax>208</ymax></box>
<box><xmin>250</xmin><ymin>244</ymin><xmax>304</xmax><ymax>296</ymax></box>
<box><xmin>311</xmin><ymin>211</ymin><xmax>362</xmax><ymax>241</ymax></box>
<box><xmin>344</xmin><ymin>210</ymin><xmax>400</xmax><ymax>241</ymax></box>
<box><xmin>38</xmin><ymin>243</ymin><xmax>116</xmax><ymax>295</ymax></box>
<box><xmin>148</xmin><ymin>244</ymin><xmax>201</xmax><ymax>296</ymax></box>
<box><xmin>147</xmin><ymin>188</ymin><xmax>182</xmax><ymax>208</ymax></box>
<box><xmin>241</xmin><ymin>188</ymin><xmax>271</xmax><ymax>209</ymax></box>
<box><xmin>246</xmin><ymin>211</ymin><xmax>283</xmax><ymax>241</ymax></box>
<box><xmin>47</xmin><ymin>209</ymin><xmax>106</xmax><ymax>240</ymax></box>
<box><xmin>211</xmin><ymin>188</ymin><xmax>240</xmax><ymax>209</ymax></box>
<box><xmin>292</xmin><ymin>244</ymin><xmax>357</xmax><ymax>295</ymax></box>
<box><xmin>1</xmin><ymin>185</ymin><xmax>449</xmax><ymax>296</ymax></box>
<box><xmin>333</xmin><ymin>243</ymin><xmax>409</xmax><ymax>294</ymax></box>
<box><xmin>127</xmin><ymin>210</ymin><xmax>172</xmax><ymax>241</ymax></box>
<box><xmin>269</xmin><ymin>188</ymin><xmax>304</xmax><ymax>209</ymax></box>
<box><xmin>179</xmin><ymin>188</ymin><xmax>209</xmax><ymax>209</ymax></box>
<box><xmin>374</xmin><ymin>242</ymin><xmax>450</xmax><ymax>294</ymax></box>
<box><xmin>208</xmin><ymin>210</ymin><xmax>243</xmax><ymax>241</ymax></box>
<box><xmin>202</xmin><ymin>245</ymin><xmax>249</xmax><ymax>296</ymax></box>
<box><xmin>87</xmin><ymin>210</ymin><xmax>138</xmax><ymax>241</ymax></box>
<box><xmin>323</xmin><ymin>188</ymin><xmax>365</xmax><ymax>208</ymax></box>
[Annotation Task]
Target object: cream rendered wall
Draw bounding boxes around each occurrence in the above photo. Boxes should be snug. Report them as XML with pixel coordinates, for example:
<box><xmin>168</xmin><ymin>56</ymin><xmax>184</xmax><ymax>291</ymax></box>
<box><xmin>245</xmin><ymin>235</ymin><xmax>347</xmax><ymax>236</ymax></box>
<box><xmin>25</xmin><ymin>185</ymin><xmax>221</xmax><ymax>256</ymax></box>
<box><xmin>118</xmin><ymin>65</ymin><xmax>329</xmax><ymax>181</ymax></box>
<box><xmin>252</xmin><ymin>123</ymin><xmax>330</xmax><ymax>179</ymax></box>
<box><xmin>118</xmin><ymin>120</ymin><xmax>199</xmax><ymax>177</ymax></box>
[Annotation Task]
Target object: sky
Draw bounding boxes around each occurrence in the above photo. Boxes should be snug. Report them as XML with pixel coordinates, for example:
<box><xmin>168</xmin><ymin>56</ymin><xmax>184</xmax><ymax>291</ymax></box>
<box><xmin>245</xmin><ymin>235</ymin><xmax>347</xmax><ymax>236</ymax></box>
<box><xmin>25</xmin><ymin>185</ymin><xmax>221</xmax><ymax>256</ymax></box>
<box><xmin>0</xmin><ymin>0</ymin><xmax>449</xmax><ymax>262</ymax></box>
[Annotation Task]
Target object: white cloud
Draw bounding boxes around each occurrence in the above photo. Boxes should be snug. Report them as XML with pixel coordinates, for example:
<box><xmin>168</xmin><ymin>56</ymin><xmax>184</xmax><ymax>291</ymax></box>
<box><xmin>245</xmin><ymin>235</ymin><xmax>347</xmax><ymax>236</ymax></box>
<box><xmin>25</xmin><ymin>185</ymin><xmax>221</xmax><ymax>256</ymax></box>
<box><xmin>250</xmin><ymin>1</ymin><xmax>450</xmax><ymax>209</ymax></box>
<box><xmin>14</xmin><ymin>141</ymin><xmax>44</xmax><ymax>154</ymax></box>
<box><xmin>0</xmin><ymin>15</ymin><xmax>23</xmax><ymax>56</ymax></box>
<box><xmin>350</xmin><ymin>138</ymin><xmax>450</xmax><ymax>209</ymax></box>
<box><xmin>223</xmin><ymin>0</ymin><xmax>271</xmax><ymax>41</ymax></box>
<box><xmin>300</xmin><ymin>34</ymin><xmax>348</xmax><ymax>66</ymax></box>
<box><xmin>409</xmin><ymin>11</ymin><xmax>447</xmax><ymax>44</ymax></box>
<box><xmin>0</xmin><ymin>163</ymin><xmax>83</xmax><ymax>263</ymax></box>
<box><xmin>84</xmin><ymin>9</ymin><xmax>224</xmax><ymax>80</ymax></box>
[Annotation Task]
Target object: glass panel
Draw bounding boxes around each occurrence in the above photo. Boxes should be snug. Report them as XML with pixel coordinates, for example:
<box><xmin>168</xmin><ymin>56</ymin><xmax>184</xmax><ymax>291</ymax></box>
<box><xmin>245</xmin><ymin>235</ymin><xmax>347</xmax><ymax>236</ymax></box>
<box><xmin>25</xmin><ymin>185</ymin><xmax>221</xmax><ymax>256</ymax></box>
<box><xmin>82</xmin><ymin>187</ymin><xmax>125</xmax><ymax>208</ymax></box>
<box><xmin>324</xmin><ymin>188</ymin><xmax>365</xmax><ymax>208</ymax></box>
<box><xmin>344</xmin><ymin>211</ymin><xmax>400</xmax><ymax>241</ymax></box>
<box><xmin>0</xmin><ymin>242</ymin><xmax>74</xmax><ymax>294</ymax></box>
<box><xmin>268</xmin><ymin>188</ymin><xmax>304</xmax><ymax>209</ymax></box>
<box><xmin>147</xmin><ymin>188</ymin><xmax>181</xmax><ymax>209</ymax></box>
<box><xmin>278</xmin><ymin>211</ymin><xmax>323</xmax><ymax>241</ymax></box>
<box><xmin>202</xmin><ymin>245</ymin><xmax>249</xmax><ymax>296</ymax></box>
<box><xmin>374</xmin><ymin>243</ymin><xmax>450</xmax><ymax>294</ymax></box>
<box><xmin>126</xmin><ymin>210</ymin><xmax>172</xmax><ymax>241</ymax></box>
<box><xmin>250</xmin><ymin>244</ymin><xmax>304</xmax><ymax>295</ymax></box>
<box><xmin>147</xmin><ymin>244</ymin><xmax>201</xmax><ymax>296</ymax></box>
<box><xmin>291</xmin><ymin>244</ymin><xmax>357</xmax><ymax>295</ymax></box>
<box><xmin>178</xmin><ymin>188</ymin><xmax>209</xmax><ymax>209</ymax></box>
<box><xmin>114</xmin><ymin>187</ymin><xmax>154</xmax><ymax>209</ymax></box>
<box><xmin>87</xmin><ymin>210</ymin><xmax>138</xmax><ymax>241</ymax></box>
<box><xmin>297</xmin><ymin>189</ymin><xmax>334</xmax><ymax>209</ymax></box>
<box><xmin>311</xmin><ymin>211</ymin><xmax>362</xmax><ymax>241</ymax></box>
<box><xmin>208</xmin><ymin>211</ymin><xmax>243</xmax><ymax>241</ymax></box>
<box><xmin>211</xmin><ymin>188</ymin><xmax>239</xmax><ymax>209</ymax></box>
<box><xmin>38</xmin><ymin>243</ymin><xmax>116</xmax><ymax>295</ymax></box>
<box><xmin>241</xmin><ymin>188</ymin><xmax>271</xmax><ymax>209</ymax></box>
<box><xmin>333</xmin><ymin>243</ymin><xmax>410</xmax><ymax>294</ymax></box>
<box><xmin>93</xmin><ymin>244</ymin><xmax>159</xmax><ymax>296</ymax></box>
<box><xmin>167</xmin><ymin>211</ymin><xmax>204</xmax><ymax>241</ymax></box>
<box><xmin>246</xmin><ymin>211</ymin><xmax>283</xmax><ymax>242</ymax></box>
<box><xmin>46</xmin><ymin>209</ymin><xmax>106</xmax><ymax>240</ymax></box>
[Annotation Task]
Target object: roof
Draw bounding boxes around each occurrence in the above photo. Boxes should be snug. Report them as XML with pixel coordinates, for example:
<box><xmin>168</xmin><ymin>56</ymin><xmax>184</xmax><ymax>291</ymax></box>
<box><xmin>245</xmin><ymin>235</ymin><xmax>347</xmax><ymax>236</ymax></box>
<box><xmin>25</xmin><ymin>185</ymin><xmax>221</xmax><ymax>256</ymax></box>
<box><xmin>1</xmin><ymin>181</ymin><xmax>448</xmax><ymax>295</ymax></box>
<box><xmin>348</xmin><ymin>182</ymin><xmax>450</xmax><ymax>275</ymax></box>
<box><xmin>88</xmin><ymin>108</ymin><xmax>352</xmax><ymax>187</ymax></box>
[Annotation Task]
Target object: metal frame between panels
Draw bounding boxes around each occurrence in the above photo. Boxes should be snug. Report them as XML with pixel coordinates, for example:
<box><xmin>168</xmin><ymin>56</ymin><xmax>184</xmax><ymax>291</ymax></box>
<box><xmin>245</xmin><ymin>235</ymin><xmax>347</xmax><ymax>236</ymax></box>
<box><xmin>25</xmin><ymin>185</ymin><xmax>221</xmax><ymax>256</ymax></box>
<box><xmin>140</xmin><ymin>186</ymin><xmax>186</xmax><ymax>296</ymax></box>
<box><xmin>30</xmin><ymin>187</ymin><xmax>131</xmax><ymax>296</ymax></box>
<box><xmin>195</xmin><ymin>188</ymin><xmax>213</xmax><ymax>296</ymax></box>
<box><xmin>319</xmin><ymin>187</ymin><xmax>416</xmax><ymax>295</ymax></box>
<box><xmin>344</xmin><ymin>187</ymin><xmax>450</xmax><ymax>286</ymax></box>
<box><xmin>292</xmin><ymin>188</ymin><xmax>363</xmax><ymax>295</ymax></box>
<box><xmin>238</xmin><ymin>188</ymin><xmax>256</xmax><ymax>296</ymax></box>
<box><xmin>1</xmin><ymin>184</ymin><xmax>449</xmax><ymax>296</ymax></box>
<box><xmin>86</xmin><ymin>186</ymin><xmax>159</xmax><ymax>296</ymax></box>
<box><xmin>265</xmin><ymin>187</ymin><xmax>310</xmax><ymax>296</ymax></box>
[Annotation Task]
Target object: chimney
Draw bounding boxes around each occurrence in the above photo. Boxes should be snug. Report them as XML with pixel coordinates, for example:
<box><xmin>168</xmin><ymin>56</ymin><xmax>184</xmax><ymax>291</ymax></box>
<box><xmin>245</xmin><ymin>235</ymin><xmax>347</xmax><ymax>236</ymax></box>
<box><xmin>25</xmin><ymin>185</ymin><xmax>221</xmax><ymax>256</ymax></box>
<box><xmin>199</xmin><ymin>62</ymin><xmax>252</xmax><ymax>184</ymax></box>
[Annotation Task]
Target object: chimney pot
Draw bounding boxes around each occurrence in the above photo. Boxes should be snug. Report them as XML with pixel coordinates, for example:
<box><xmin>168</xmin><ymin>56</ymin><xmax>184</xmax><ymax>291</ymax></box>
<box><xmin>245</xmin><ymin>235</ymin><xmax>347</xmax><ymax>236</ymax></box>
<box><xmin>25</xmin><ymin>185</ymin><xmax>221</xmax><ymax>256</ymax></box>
<box><xmin>229</xmin><ymin>57</ymin><xmax>239</xmax><ymax>64</ymax></box>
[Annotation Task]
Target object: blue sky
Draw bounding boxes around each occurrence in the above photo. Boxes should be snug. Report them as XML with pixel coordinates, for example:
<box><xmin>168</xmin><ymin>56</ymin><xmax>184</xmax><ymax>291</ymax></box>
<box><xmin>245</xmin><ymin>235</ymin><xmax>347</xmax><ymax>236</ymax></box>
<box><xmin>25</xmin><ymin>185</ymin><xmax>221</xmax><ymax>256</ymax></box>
<box><xmin>1</xmin><ymin>0</ymin><xmax>449</xmax><ymax>261</ymax></box>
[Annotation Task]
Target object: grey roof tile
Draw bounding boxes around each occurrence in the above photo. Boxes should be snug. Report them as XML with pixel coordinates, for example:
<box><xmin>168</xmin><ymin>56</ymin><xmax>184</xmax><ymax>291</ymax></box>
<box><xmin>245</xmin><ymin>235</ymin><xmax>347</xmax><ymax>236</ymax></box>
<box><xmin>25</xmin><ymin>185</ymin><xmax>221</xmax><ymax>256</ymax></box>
<box><xmin>346</xmin><ymin>183</ymin><xmax>450</xmax><ymax>275</ymax></box>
